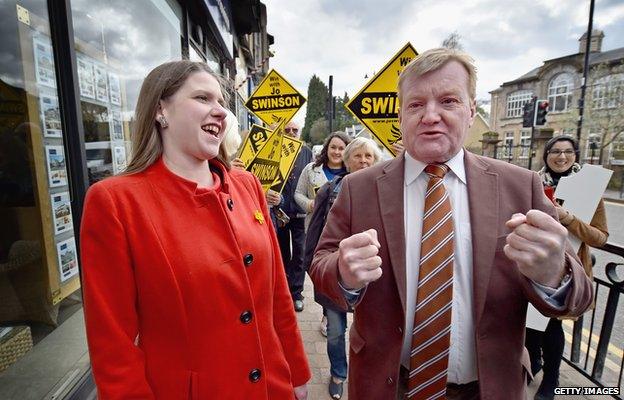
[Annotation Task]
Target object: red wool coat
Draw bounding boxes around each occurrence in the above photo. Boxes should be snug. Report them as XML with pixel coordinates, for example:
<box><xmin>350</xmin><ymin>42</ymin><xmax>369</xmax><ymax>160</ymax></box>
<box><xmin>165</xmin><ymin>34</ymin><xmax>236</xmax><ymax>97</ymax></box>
<box><xmin>80</xmin><ymin>158</ymin><xmax>310</xmax><ymax>399</ymax></box>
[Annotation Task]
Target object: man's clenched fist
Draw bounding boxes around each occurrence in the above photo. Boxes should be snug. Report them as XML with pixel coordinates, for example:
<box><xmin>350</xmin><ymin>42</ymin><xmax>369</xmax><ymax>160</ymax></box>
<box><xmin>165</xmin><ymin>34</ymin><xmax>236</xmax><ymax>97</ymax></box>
<box><xmin>504</xmin><ymin>209</ymin><xmax>568</xmax><ymax>288</ymax></box>
<box><xmin>338</xmin><ymin>229</ymin><xmax>383</xmax><ymax>290</ymax></box>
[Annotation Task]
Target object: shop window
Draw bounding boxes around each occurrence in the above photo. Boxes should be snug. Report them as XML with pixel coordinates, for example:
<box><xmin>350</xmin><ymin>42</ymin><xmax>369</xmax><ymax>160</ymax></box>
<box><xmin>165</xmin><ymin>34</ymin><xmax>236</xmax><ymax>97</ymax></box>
<box><xmin>70</xmin><ymin>0</ymin><xmax>183</xmax><ymax>185</ymax></box>
<box><xmin>189</xmin><ymin>43</ymin><xmax>205</xmax><ymax>62</ymax></box>
<box><xmin>0</xmin><ymin>1</ymin><xmax>82</xmax><ymax>396</ymax></box>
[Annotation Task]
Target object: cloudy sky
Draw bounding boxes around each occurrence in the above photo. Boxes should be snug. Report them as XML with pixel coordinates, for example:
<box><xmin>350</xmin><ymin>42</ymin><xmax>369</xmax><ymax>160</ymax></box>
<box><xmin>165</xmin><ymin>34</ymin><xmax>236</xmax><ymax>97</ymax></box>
<box><xmin>264</xmin><ymin>0</ymin><xmax>624</xmax><ymax>125</ymax></box>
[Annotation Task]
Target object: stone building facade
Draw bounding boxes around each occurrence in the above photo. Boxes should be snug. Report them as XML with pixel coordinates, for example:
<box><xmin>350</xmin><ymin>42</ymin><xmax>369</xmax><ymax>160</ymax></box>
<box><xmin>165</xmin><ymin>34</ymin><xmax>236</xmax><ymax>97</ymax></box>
<box><xmin>489</xmin><ymin>30</ymin><xmax>624</xmax><ymax>181</ymax></box>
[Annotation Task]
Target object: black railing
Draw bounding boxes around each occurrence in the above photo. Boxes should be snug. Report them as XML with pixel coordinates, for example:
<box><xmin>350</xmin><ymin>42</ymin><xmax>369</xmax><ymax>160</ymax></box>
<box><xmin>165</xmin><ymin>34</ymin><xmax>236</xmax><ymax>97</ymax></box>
<box><xmin>492</xmin><ymin>143</ymin><xmax>532</xmax><ymax>169</ymax></box>
<box><xmin>563</xmin><ymin>242</ymin><xmax>624</xmax><ymax>399</ymax></box>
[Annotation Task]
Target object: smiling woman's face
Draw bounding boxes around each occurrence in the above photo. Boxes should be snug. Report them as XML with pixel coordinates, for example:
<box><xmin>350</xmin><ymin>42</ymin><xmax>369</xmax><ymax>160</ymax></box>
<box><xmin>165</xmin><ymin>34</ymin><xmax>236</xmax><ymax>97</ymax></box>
<box><xmin>158</xmin><ymin>71</ymin><xmax>227</xmax><ymax>162</ymax></box>
<box><xmin>546</xmin><ymin>140</ymin><xmax>576</xmax><ymax>173</ymax></box>
<box><xmin>327</xmin><ymin>137</ymin><xmax>347</xmax><ymax>168</ymax></box>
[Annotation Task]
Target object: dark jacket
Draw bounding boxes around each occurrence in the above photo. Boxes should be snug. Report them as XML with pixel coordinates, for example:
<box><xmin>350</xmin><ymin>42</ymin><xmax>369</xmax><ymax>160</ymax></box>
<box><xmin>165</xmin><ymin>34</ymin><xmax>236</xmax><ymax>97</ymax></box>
<box><xmin>303</xmin><ymin>172</ymin><xmax>350</xmax><ymax>312</ymax></box>
<box><xmin>280</xmin><ymin>145</ymin><xmax>312</xmax><ymax>218</ymax></box>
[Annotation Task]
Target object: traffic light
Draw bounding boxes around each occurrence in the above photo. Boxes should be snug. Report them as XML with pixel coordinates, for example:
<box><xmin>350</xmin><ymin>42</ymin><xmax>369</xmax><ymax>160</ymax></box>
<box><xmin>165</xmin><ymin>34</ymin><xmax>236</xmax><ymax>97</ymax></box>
<box><xmin>522</xmin><ymin>99</ymin><xmax>535</xmax><ymax>128</ymax></box>
<box><xmin>535</xmin><ymin>100</ymin><xmax>549</xmax><ymax>126</ymax></box>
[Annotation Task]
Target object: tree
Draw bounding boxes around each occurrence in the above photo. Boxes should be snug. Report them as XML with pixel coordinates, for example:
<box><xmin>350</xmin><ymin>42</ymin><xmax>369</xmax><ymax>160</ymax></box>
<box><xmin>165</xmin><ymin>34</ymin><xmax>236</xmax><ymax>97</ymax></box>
<box><xmin>441</xmin><ymin>31</ymin><xmax>463</xmax><ymax>51</ymax></box>
<box><xmin>332</xmin><ymin>92</ymin><xmax>357</xmax><ymax>132</ymax></box>
<box><xmin>309</xmin><ymin>117</ymin><xmax>328</xmax><ymax>145</ymax></box>
<box><xmin>302</xmin><ymin>75</ymin><xmax>328</xmax><ymax>143</ymax></box>
<box><xmin>476</xmin><ymin>104</ymin><xmax>490</xmax><ymax>120</ymax></box>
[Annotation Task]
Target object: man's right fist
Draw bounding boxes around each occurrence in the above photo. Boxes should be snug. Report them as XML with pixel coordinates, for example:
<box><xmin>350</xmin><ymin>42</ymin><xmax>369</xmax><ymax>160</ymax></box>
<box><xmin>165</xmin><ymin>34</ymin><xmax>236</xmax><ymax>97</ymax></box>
<box><xmin>338</xmin><ymin>229</ymin><xmax>383</xmax><ymax>290</ymax></box>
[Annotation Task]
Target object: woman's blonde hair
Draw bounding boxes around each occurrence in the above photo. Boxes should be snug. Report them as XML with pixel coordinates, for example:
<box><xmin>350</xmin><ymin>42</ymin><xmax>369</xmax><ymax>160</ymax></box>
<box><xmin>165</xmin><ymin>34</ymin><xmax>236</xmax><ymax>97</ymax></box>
<box><xmin>221</xmin><ymin>109</ymin><xmax>242</xmax><ymax>160</ymax></box>
<box><xmin>124</xmin><ymin>60</ymin><xmax>232</xmax><ymax>174</ymax></box>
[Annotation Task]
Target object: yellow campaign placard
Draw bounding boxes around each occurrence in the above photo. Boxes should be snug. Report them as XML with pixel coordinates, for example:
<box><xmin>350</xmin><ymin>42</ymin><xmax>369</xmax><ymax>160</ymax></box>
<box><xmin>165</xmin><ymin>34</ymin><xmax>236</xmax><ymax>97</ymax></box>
<box><xmin>245</xmin><ymin>69</ymin><xmax>306</xmax><ymax>127</ymax></box>
<box><xmin>271</xmin><ymin>135</ymin><xmax>303</xmax><ymax>193</ymax></box>
<box><xmin>247</xmin><ymin>129</ymin><xmax>283</xmax><ymax>191</ymax></box>
<box><xmin>345</xmin><ymin>43</ymin><xmax>418</xmax><ymax>156</ymax></box>
<box><xmin>238</xmin><ymin>124</ymin><xmax>273</xmax><ymax>168</ymax></box>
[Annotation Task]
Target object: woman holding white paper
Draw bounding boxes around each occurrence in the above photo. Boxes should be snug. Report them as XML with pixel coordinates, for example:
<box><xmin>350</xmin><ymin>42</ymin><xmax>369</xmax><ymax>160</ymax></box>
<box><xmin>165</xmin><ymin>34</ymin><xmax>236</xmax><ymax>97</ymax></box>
<box><xmin>526</xmin><ymin>135</ymin><xmax>609</xmax><ymax>400</ymax></box>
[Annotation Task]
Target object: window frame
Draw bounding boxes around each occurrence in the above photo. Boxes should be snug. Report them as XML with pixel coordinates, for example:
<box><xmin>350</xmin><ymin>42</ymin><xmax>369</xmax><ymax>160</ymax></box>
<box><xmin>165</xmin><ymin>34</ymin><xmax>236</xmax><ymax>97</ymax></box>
<box><xmin>519</xmin><ymin>130</ymin><xmax>531</xmax><ymax>158</ymax></box>
<box><xmin>506</xmin><ymin>90</ymin><xmax>533</xmax><ymax>118</ymax></box>
<box><xmin>547</xmin><ymin>73</ymin><xmax>573</xmax><ymax>113</ymax></box>
<box><xmin>592</xmin><ymin>73</ymin><xmax>624</xmax><ymax>110</ymax></box>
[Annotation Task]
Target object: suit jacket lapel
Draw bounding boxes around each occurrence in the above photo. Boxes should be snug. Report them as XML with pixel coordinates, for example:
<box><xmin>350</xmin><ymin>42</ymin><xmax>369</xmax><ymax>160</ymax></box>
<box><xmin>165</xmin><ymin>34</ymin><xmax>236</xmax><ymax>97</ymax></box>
<box><xmin>465</xmin><ymin>152</ymin><xmax>499</xmax><ymax>325</ymax></box>
<box><xmin>377</xmin><ymin>155</ymin><xmax>407</xmax><ymax>315</ymax></box>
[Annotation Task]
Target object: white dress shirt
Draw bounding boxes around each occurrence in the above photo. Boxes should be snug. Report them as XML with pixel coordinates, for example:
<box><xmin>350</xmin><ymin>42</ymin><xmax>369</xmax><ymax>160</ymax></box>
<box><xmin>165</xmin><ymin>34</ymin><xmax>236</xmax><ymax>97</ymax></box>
<box><xmin>402</xmin><ymin>149</ymin><xmax>478</xmax><ymax>384</ymax></box>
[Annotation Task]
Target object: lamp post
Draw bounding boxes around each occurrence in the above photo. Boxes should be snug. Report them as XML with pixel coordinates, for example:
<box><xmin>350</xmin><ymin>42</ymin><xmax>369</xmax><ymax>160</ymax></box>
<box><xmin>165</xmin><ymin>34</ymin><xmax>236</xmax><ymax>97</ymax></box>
<box><xmin>576</xmin><ymin>0</ymin><xmax>596</xmax><ymax>143</ymax></box>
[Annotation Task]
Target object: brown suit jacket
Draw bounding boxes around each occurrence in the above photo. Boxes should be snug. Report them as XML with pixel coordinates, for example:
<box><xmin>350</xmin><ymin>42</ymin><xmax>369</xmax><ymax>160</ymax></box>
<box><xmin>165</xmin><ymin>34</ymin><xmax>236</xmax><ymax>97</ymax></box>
<box><xmin>310</xmin><ymin>151</ymin><xmax>593</xmax><ymax>400</ymax></box>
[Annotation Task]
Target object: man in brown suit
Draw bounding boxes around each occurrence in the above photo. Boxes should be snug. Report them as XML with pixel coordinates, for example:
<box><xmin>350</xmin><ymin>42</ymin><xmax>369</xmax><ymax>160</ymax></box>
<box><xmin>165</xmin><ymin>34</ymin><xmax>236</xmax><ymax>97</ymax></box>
<box><xmin>309</xmin><ymin>48</ymin><xmax>593</xmax><ymax>400</ymax></box>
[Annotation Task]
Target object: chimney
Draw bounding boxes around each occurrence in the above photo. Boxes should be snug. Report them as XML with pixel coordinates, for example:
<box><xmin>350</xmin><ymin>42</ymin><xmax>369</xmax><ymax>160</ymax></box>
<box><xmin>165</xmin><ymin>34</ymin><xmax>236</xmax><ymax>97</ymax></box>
<box><xmin>579</xmin><ymin>29</ymin><xmax>604</xmax><ymax>53</ymax></box>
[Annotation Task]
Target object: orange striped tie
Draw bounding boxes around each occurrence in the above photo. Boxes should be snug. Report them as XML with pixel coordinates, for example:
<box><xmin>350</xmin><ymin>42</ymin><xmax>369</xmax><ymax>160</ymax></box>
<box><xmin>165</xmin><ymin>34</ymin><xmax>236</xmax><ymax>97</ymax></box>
<box><xmin>407</xmin><ymin>164</ymin><xmax>454</xmax><ymax>400</ymax></box>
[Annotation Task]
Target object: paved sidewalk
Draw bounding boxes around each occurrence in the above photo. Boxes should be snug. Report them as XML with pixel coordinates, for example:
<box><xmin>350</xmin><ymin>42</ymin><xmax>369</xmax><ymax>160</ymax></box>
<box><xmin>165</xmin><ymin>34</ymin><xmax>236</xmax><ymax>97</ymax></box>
<box><xmin>296</xmin><ymin>276</ymin><xmax>352</xmax><ymax>399</ymax></box>
<box><xmin>296</xmin><ymin>276</ymin><xmax>604</xmax><ymax>400</ymax></box>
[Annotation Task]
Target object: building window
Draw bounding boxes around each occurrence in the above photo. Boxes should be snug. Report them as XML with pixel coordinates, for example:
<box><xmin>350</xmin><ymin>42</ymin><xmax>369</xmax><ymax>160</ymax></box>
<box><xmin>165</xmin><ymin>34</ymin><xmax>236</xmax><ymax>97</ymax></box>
<box><xmin>519</xmin><ymin>130</ymin><xmax>531</xmax><ymax>158</ymax></box>
<box><xmin>502</xmin><ymin>131</ymin><xmax>514</xmax><ymax>159</ymax></box>
<box><xmin>611</xmin><ymin>134</ymin><xmax>624</xmax><ymax>165</ymax></box>
<box><xmin>592</xmin><ymin>73</ymin><xmax>624</xmax><ymax>109</ymax></box>
<box><xmin>548</xmin><ymin>73</ymin><xmax>573</xmax><ymax>112</ymax></box>
<box><xmin>506</xmin><ymin>90</ymin><xmax>533</xmax><ymax>118</ymax></box>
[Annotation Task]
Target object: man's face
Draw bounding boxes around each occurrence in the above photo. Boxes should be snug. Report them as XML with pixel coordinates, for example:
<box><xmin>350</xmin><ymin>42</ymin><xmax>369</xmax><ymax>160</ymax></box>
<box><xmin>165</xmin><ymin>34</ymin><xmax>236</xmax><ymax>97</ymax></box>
<box><xmin>284</xmin><ymin>122</ymin><xmax>300</xmax><ymax>138</ymax></box>
<box><xmin>399</xmin><ymin>61</ymin><xmax>475</xmax><ymax>164</ymax></box>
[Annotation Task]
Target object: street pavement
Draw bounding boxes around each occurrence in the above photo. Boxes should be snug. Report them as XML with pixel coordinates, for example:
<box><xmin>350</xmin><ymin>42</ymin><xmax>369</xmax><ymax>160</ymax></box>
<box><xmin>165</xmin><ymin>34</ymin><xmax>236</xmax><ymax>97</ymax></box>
<box><xmin>296</xmin><ymin>276</ymin><xmax>351</xmax><ymax>399</ymax></box>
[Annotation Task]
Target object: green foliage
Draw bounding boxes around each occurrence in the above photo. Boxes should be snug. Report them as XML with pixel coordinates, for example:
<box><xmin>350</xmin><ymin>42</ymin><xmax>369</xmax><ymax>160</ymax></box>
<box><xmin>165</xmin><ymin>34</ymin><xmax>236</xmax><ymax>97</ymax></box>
<box><xmin>476</xmin><ymin>104</ymin><xmax>489</xmax><ymax>120</ymax></box>
<box><xmin>302</xmin><ymin>75</ymin><xmax>328</xmax><ymax>143</ymax></box>
<box><xmin>332</xmin><ymin>92</ymin><xmax>357</xmax><ymax>132</ymax></box>
<box><xmin>310</xmin><ymin>117</ymin><xmax>329</xmax><ymax>145</ymax></box>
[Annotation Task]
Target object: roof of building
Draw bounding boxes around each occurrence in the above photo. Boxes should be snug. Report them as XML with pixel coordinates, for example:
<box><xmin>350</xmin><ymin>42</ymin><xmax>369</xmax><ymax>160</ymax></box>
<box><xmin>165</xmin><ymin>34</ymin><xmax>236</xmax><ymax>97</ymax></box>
<box><xmin>499</xmin><ymin>46</ymin><xmax>624</xmax><ymax>88</ymax></box>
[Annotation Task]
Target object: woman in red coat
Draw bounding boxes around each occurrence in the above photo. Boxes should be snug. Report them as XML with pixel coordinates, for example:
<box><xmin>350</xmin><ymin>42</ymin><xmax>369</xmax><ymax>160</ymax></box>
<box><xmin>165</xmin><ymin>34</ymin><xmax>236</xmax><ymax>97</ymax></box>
<box><xmin>80</xmin><ymin>60</ymin><xmax>311</xmax><ymax>399</ymax></box>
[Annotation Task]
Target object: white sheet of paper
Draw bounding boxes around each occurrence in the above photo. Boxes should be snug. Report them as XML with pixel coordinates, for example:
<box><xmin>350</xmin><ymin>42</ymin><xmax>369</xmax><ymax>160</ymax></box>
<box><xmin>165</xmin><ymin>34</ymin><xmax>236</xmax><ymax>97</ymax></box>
<box><xmin>526</xmin><ymin>304</ymin><xmax>550</xmax><ymax>331</ymax></box>
<box><xmin>526</xmin><ymin>164</ymin><xmax>612</xmax><ymax>331</ymax></box>
<box><xmin>554</xmin><ymin>165</ymin><xmax>613</xmax><ymax>252</ymax></box>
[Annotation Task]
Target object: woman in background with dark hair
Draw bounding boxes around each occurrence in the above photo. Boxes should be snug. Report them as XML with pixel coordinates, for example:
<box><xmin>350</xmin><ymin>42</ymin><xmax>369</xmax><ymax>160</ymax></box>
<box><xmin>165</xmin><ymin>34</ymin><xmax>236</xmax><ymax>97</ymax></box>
<box><xmin>295</xmin><ymin>132</ymin><xmax>351</xmax><ymax>225</ymax></box>
<box><xmin>303</xmin><ymin>137</ymin><xmax>381</xmax><ymax>399</ymax></box>
<box><xmin>295</xmin><ymin>131</ymin><xmax>351</xmax><ymax>336</ymax></box>
<box><xmin>526</xmin><ymin>135</ymin><xmax>608</xmax><ymax>400</ymax></box>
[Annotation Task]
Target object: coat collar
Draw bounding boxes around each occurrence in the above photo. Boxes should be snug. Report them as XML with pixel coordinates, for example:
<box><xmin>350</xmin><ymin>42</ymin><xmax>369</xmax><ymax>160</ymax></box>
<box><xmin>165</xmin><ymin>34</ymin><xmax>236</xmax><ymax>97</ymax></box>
<box><xmin>146</xmin><ymin>157</ymin><xmax>231</xmax><ymax>207</ymax></box>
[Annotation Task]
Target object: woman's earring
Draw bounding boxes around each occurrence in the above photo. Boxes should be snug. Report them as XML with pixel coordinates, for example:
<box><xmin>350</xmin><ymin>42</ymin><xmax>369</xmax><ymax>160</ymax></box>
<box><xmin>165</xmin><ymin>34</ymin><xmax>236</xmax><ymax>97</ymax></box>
<box><xmin>158</xmin><ymin>115</ymin><xmax>169</xmax><ymax>128</ymax></box>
